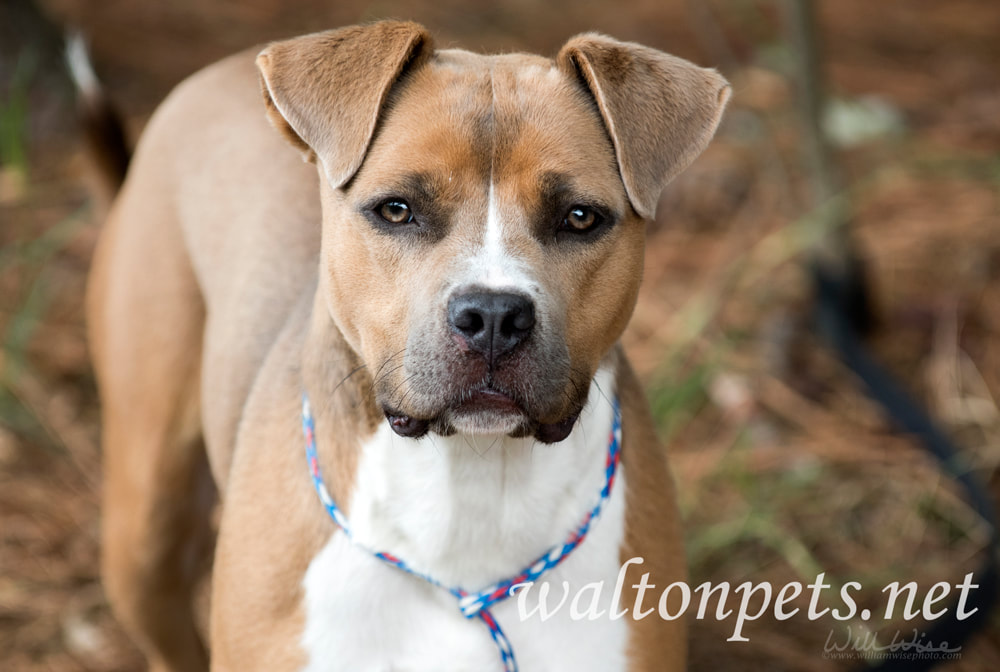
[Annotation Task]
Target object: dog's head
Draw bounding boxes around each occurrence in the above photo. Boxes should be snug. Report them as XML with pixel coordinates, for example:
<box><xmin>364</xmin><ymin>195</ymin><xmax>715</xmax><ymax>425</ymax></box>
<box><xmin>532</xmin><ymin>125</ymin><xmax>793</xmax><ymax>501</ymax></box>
<box><xmin>257</xmin><ymin>22</ymin><xmax>729</xmax><ymax>442</ymax></box>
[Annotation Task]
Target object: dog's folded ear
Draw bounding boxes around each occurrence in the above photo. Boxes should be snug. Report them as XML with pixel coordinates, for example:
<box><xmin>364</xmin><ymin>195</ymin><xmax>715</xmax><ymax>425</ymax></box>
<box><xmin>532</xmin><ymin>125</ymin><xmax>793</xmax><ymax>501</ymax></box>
<box><xmin>558</xmin><ymin>34</ymin><xmax>731</xmax><ymax>220</ymax></box>
<box><xmin>256</xmin><ymin>22</ymin><xmax>432</xmax><ymax>187</ymax></box>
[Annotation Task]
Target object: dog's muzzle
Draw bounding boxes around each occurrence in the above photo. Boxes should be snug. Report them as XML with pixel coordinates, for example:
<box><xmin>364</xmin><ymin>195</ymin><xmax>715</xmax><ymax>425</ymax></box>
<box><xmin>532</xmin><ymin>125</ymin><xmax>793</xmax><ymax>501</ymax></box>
<box><xmin>381</xmin><ymin>289</ymin><xmax>585</xmax><ymax>442</ymax></box>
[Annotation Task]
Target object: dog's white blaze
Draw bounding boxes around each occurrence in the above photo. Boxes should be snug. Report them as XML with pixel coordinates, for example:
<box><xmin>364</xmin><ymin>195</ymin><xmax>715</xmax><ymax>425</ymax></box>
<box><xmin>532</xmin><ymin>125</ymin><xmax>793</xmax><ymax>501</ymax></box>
<box><xmin>300</xmin><ymin>367</ymin><xmax>629</xmax><ymax>671</ymax></box>
<box><xmin>484</xmin><ymin>182</ymin><xmax>504</xmax><ymax>267</ymax></box>
<box><xmin>464</xmin><ymin>183</ymin><xmax>536</xmax><ymax>293</ymax></box>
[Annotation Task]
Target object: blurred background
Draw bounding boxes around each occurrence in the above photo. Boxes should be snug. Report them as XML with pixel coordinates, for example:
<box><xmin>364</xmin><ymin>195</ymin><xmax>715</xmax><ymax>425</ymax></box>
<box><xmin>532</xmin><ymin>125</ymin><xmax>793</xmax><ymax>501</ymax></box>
<box><xmin>1</xmin><ymin>0</ymin><xmax>998</xmax><ymax>670</ymax></box>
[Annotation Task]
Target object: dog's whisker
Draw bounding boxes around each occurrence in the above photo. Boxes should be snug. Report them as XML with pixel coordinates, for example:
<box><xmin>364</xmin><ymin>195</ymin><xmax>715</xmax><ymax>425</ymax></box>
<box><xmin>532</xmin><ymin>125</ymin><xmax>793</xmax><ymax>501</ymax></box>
<box><xmin>367</xmin><ymin>348</ymin><xmax>408</xmax><ymax>399</ymax></box>
<box><xmin>331</xmin><ymin>363</ymin><xmax>368</xmax><ymax>398</ymax></box>
<box><xmin>388</xmin><ymin>372</ymin><xmax>421</xmax><ymax>409</ymax></box>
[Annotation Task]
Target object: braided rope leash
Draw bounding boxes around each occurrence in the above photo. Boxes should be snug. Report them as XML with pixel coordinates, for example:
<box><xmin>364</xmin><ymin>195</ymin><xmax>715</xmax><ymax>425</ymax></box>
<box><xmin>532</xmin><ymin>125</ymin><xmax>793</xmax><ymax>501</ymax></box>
<box><xmin>302</xmin><ymin>393</ymin><xmax>622</xmax><ymax>672</ymax></box>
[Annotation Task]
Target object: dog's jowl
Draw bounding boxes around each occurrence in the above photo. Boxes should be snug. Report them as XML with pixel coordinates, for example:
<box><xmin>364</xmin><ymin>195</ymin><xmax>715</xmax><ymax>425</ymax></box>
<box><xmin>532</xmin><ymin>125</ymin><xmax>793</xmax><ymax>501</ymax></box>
<box><xmin>87</xmin><ymin>21</ymin><xmax>729</xmax><ymax>672</ymax></box>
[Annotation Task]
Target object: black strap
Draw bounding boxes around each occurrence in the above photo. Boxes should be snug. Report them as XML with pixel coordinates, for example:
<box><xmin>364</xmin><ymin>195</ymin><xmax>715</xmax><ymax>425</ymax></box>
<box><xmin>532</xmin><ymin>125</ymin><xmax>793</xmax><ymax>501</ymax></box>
<box><xmin>812</xmin><ymin>262</ymin><xmax>999</xmax><ymax>671</ymax></box>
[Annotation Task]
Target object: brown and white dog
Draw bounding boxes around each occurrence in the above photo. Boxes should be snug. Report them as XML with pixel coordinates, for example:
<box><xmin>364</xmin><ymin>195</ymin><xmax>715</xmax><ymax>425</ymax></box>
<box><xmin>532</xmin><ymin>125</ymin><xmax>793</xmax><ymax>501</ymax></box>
<box><xmin>86</xmin><ymin>21</ymin><xmax>729</xmax><ymax>672</ymax></box>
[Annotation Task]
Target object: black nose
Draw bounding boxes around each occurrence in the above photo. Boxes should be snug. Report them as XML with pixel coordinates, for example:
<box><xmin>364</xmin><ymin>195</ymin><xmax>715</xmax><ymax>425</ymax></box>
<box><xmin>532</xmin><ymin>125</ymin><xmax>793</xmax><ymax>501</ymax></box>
<box><xmin>448</xmin><ymin>291</ymin><xmax>535</xmax><ymax>363</ymax></box>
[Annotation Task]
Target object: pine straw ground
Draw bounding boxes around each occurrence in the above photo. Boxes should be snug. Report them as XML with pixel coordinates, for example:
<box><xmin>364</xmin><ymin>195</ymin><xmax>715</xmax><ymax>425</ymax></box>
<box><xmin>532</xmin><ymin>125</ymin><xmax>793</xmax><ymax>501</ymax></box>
<box><xmin>1</xmin><ymin>1</ymin><xmax>998</xmax><ymax>670</ymax></box>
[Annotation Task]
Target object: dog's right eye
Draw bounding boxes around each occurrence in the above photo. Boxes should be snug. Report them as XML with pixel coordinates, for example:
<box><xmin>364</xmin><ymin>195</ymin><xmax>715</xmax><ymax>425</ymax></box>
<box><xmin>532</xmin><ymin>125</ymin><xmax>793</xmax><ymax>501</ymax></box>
<box><xmin>377</xmin><ymin>200</ymin><xmax>415</xmax><ymax>225</ymax></box>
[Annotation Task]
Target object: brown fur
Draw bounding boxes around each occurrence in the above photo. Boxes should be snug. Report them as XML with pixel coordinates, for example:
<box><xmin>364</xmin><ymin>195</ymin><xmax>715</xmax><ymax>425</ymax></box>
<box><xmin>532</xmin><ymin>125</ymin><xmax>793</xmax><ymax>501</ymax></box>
<box><xmin>257</xmin><ymin>22</ymin><xmax>433</xmax><ymax>182</ymax></box>
<box><xmin>558</xmin><ymin>33</ymin><xmax>731</xmax><ymax>219</ymax></box>
<box><xmin>616</xmin><ymin>350</ymin><xmax>689</xmax><ymax>670</ymax></box>
<box><xmin>87</xmin><ymin>21</ymin><xmax>728</xmax><ymax>671</ymax></box>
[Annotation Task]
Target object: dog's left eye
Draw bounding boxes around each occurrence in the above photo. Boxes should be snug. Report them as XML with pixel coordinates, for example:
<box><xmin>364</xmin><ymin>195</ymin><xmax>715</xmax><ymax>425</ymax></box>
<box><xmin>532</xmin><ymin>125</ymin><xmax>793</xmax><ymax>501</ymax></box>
<box><xmin>562</xmin><ymin>205</ymin><xmax>603</xmax><ymax>232</ymax></box>
<box><xmin>377</xmin><ymin>200</ymin><xmax>415</xmax><ymax>225</ymax></box>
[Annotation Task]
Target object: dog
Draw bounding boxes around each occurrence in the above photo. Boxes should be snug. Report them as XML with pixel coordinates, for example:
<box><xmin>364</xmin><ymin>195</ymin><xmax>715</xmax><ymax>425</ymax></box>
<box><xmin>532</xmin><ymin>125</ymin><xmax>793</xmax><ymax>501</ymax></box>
<box><xmin>85</xmin><ymin>21</ymin><xmax>729</xmax><ymax>672</ymax></box>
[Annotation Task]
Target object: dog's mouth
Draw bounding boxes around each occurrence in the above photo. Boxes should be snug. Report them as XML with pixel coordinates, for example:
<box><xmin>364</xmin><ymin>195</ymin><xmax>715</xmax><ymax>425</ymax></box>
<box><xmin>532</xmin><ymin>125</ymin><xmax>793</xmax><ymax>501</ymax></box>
<box><xmin>457</xmin><ymin>387</ymin><xmax>522</xmax><ymax>415</ymax></box>
<box><xmin>381</xmin><ymin>384</ymin><xmax>583</xmax><ymax>444</ymax></box>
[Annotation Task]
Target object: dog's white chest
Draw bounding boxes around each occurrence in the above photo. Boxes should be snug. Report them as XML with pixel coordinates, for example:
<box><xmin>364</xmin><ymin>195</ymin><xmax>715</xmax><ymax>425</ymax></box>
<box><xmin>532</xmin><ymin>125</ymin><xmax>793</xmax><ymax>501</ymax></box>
<box><xmin>299</xmin><ymin>371</ymin><xmax>630</xmax><ymax>671</ymax></box>
<box><xmin>300</xmin><ymin>534</ymin><xmax>501</xmax><ymax>671</ymax></box>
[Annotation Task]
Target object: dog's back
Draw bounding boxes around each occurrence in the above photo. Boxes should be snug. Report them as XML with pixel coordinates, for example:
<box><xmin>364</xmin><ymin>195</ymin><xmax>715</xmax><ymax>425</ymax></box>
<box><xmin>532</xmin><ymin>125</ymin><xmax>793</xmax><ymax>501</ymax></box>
<box><xmin>90</xmin><ymin>48</ymin><xmax>323</xmax><ymax>483</ymax></box>
<box><xmin>86</xmin><ymin>48</ymin><xmax>323</xmax><ymax>671</ymax></box>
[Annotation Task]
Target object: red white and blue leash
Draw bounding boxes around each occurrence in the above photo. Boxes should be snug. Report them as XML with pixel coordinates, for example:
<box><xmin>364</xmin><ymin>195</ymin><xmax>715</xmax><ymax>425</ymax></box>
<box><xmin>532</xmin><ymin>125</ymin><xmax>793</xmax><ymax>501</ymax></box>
<box><xmin>302</xmin><ymin>393</ymin><xmax>622</xmax><ymax>672</ymax></box>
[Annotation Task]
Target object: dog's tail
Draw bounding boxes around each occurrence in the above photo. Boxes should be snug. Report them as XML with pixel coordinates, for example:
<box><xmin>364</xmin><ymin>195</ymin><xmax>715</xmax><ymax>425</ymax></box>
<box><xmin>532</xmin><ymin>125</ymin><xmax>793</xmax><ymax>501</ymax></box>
<box><xmin>66</xmin><ymin>33</ymin><xmax>131</xmax><ymax>199</ymax></box>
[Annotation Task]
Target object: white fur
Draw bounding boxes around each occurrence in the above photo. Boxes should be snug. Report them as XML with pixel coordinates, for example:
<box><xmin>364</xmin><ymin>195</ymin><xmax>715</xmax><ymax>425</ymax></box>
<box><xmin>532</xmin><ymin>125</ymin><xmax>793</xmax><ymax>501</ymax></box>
<box><xmin>65</xmin><ymin>33</ymin><xmax>100</xmax><ymax>102</ymax></box>
<box><xmin>463</xmin><ymin>183</ymin><xmax>537</xmax><ymax>293</ymax></box>
<box><xmin>300</xmin><ymin>367</ymin><xmax>628</xmax><ymax>671</ymax></box>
